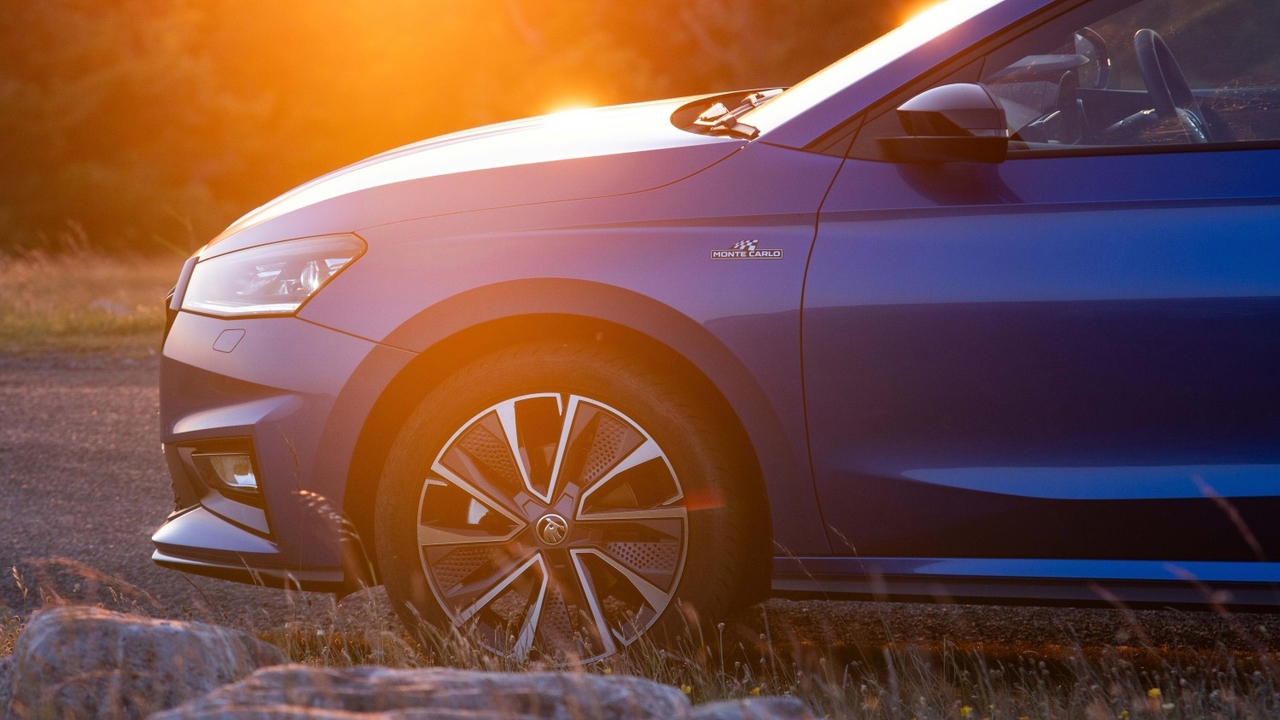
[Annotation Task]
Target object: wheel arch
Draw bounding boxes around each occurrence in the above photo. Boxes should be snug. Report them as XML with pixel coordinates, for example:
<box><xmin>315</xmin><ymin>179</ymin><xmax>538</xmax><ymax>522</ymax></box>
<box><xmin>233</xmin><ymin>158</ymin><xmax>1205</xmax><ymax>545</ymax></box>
<box><xmin>343</xmin><ymin>278</ymin><xmax>795</xmax><ymax>601</ymax></box>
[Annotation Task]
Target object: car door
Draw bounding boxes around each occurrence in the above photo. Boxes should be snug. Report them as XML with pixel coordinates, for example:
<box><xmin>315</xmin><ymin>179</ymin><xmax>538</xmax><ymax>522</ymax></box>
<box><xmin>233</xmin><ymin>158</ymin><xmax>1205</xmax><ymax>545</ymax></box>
<box><xmin>803</xmin><ymin>0</ymin><xmax>1280</xmax><ymax>569</ymax></box>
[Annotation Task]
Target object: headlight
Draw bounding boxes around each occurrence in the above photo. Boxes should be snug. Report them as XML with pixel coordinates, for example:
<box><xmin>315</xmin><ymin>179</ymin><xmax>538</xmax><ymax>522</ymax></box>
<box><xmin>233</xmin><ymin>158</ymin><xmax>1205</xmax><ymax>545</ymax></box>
<box><xmin>181</xmin><ymin>234</ymin><xmax>365</xmax><ymax>318</ymax></box>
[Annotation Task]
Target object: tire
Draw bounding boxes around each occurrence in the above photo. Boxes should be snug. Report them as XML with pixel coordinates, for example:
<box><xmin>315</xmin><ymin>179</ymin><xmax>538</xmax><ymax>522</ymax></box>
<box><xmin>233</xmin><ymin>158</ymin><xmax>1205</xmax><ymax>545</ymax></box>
<box><xmin>374</xmin><ymin>341</ymin><xmax>753</xmax><ymax>663</ymax></box>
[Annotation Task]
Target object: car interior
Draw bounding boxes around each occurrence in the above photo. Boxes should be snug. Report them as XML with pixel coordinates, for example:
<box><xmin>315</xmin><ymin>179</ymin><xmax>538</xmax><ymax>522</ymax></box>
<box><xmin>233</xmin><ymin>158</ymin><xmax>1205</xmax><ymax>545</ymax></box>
<box><xmin>985</xmin><ymin>0</ymin><xmax>1280</xmax><ymax>151</ymax></box>
<box><xmin>842</xmin><ymin>0</ymin><xmax>1280</xmax><ymax>161</ymax></box>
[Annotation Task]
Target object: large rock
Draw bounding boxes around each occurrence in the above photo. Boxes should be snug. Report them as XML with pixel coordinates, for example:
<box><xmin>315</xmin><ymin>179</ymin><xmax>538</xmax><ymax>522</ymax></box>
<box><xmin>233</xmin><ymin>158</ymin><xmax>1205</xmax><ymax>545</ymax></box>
<box><xmin>10</xmin><ymin>606</ymin><xmax>285</xmax><ymax>720</ymax></box>
<box><xmin>691</xmin><ymin>698</ymin><xmax>814</xmax><ymax>720</ymax></box>
<box><xmin>152</xmin><ymin>665</ymin><xmax>808</xmax><ymax>720</ymax></box>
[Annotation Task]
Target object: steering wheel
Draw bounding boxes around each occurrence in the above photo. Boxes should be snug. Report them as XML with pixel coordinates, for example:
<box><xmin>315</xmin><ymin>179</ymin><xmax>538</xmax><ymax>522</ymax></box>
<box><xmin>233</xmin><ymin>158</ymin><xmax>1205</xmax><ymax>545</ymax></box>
<box><xmin>1076</xmin><ymin>27</ymin><xmax>1111</xmax><ymax>89</ymax></box>
<box><xmin>1134</xmin><ymin>28</ymin><xmax>1210</xmax><ymax>142</ymax></box>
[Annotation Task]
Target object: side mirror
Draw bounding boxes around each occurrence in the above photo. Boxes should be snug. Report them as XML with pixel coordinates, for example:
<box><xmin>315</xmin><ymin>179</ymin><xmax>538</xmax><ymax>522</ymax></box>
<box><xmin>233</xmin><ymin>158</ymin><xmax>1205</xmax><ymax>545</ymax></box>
<box><xmin>878</xmin><ymin>83</ymin><xmax>1009</xmax><ymax>164</ymax></box>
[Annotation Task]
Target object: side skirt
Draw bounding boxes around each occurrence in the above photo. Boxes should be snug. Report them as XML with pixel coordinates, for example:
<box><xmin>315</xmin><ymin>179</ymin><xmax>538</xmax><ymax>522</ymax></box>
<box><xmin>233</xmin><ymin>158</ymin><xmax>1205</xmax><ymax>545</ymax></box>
<box><xmin>774</xmin><ymin>556</ymin><xmax>1280</xmax><ymax>608</ymax></box>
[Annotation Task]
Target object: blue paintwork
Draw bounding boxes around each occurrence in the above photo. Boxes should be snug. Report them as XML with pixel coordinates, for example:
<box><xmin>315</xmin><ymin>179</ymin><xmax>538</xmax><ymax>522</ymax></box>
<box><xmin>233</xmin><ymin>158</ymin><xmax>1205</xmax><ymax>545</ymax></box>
<box><xmin>899</xmin><ymin>466</ymin><xmax>1280</xmax><ymax>500</ymax></box>
<box><xmin>154</xmin><ymin>0</ymin><xmax>1280</xmax><ymax>604</ymax></box>
<box><xmin>806</xmin><ymin>148</ymin><xmax>1280</xmax><ymax>563</ymax></box>
<box><xmin>204</xmin><ymin>98</ymin><xmax>744</xmax><ymax>259</ymax></box>
<box><xmin>777</xmin><ymin>556</ymin><xmax>1280</xmax><ymax>584</ymax></box>
<box><xmin>161</xmin><ymin>311</ymin><xmax>414</xmax><ymax>570</ymax></box>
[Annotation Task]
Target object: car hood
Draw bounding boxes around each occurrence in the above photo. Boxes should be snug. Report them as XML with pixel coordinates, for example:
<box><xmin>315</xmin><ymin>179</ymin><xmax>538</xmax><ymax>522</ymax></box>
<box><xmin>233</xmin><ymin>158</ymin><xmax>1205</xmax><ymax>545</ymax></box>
<box><xmin>204</xmin><ymin>96</ymin><xmax>744</xmax><ymax>257</ymax></box>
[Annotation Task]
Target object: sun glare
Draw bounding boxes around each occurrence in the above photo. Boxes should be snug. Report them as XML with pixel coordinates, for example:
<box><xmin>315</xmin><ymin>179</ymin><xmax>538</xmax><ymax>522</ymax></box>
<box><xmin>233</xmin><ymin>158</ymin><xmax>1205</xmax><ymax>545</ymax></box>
<box><xmin>545</xmin><ymin>101</ymin><xmax>594</xmax><ymax>116</ymax></box>
<box><xmin>899</xmin><ymin>0</ymin><xmax>994</xmax><ymax>39</ymax></box>
<box><xmin>541</xmin><ymin>103</ymin><xmax>599</xmax><ymax>133</ymax></box>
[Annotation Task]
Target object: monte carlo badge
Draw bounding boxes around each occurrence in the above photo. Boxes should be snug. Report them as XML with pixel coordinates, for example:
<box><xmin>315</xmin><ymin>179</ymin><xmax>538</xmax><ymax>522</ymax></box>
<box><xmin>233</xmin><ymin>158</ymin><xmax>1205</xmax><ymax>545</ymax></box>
<box><xmin>712</xmin><ymin>239</ymin><xmax>784</xmax><ymax>260</ymax></box>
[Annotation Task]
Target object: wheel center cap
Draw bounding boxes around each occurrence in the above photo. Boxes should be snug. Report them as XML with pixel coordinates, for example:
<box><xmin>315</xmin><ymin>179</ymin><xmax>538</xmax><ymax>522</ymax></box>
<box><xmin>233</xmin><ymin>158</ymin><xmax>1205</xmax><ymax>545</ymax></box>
<box><xmin>536</xmin><ymin>513</ymin><xmax>569</xmax><ymax>545</ymax></box>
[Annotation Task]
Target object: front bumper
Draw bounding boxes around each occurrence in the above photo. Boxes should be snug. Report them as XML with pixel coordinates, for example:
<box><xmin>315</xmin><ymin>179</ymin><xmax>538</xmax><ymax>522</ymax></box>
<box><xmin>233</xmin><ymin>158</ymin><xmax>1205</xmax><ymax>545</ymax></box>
<box><xmin>152</xmin><ymin>310</ymin><xmax>414</xmax><ymax>591</ymax></box>
<box><xmin>152</xmin><ymin>512</ymin><xmax>346</xmax><ymax>591</ymax></box>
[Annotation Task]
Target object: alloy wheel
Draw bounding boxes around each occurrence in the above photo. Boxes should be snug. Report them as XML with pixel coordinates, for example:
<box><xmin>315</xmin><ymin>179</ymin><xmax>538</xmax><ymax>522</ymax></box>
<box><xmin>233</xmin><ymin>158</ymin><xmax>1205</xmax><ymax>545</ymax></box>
<box><xmin>415</xmin><ymin>393</ymin><xmax>689</xmax><ymax>662</ymax></box>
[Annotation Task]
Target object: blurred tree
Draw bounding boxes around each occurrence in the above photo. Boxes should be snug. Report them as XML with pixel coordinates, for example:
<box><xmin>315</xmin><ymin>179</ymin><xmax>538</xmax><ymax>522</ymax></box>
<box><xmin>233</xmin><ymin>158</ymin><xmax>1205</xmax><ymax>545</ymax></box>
<box><xmin>0</xmin><ymin>0</ymin><xmax>905</xmax><ymax>254</ymax></box>
<box><xmin>0</xmin><ymin>0</ymin><xmax>270</xmax><ymax>253</ymax></box>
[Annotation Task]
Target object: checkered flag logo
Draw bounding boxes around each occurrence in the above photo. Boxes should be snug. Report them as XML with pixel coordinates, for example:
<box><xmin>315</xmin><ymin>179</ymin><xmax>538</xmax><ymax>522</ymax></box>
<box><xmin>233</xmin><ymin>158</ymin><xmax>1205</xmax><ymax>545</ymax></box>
<box><xmin>711</xmin><ymin>237</ymin><xmax>780</xmax><ymax>260</ymax></box>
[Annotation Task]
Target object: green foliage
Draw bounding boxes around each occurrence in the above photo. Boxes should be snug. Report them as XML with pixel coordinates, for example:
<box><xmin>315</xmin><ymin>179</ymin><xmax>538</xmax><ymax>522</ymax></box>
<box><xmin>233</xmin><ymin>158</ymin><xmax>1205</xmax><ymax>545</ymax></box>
<box><xmin>0</xmin><ymin>0</ymin><xmax>907</xmax><ymax>254</ymax></box>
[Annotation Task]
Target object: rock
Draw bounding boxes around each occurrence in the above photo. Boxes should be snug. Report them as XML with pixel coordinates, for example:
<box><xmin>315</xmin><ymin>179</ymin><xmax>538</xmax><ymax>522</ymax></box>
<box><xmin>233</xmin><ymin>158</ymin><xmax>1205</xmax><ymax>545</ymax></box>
<box><xmin>691</xmin><ymin>698</ymin><xmax>815</xmax><ymax>720</ymax></box>
<box><xmin>152</xmin><ymin>665</ymin><xmax>693</xmax><ymax>720</ymax></box>
<box><xmin>10</xmin><ymin>606</ymin><xmax>285</xmax><ymax>720</ymax></box>
<box><xmin>151</xmin><ymin>666</ymin><xmax>817</xmax><ymax>720</ymax></box>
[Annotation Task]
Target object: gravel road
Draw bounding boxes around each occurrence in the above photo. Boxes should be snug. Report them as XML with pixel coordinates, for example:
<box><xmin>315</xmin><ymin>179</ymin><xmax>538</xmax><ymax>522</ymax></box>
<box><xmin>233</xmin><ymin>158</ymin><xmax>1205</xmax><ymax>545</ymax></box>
<box><xmin>3</xmin><ymin>352</ymin><xmax>1279</xmax><ymax>658</ymax></box>
<box><xmin>0</xmin><ymin>353</ymin><xmax>329</xmax><ymax>632</ymax></box>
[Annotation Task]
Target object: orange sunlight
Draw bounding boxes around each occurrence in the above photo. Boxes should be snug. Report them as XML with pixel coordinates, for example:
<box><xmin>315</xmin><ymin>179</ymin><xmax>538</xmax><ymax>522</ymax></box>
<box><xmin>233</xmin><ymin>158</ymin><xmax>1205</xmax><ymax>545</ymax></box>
<box><xmin>545</xmin><ymin>101</ymin><xmax>596</xmax><ymax>116</ymax></box>
<box><xmin>898</xmin><ymin>0</ymin><xmax>993</xmax><ymax>37</ymax></box>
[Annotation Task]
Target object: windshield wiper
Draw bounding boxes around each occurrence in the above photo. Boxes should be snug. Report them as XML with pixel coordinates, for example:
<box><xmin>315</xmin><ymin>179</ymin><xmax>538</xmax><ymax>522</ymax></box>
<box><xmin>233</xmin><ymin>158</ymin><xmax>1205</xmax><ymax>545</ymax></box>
<box><xmin>694</xmin><ymin>89</ymin><xmax>783</xmax><ymax>139</ymax></box>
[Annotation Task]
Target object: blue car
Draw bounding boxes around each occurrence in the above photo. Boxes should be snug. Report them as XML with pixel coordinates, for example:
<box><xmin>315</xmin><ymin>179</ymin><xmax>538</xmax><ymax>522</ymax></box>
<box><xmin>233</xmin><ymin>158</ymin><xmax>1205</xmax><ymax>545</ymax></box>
<box><xmin>154</xmin><ymin>0</ymin><xmax>1280</xmax><ymax>660</ymax></box>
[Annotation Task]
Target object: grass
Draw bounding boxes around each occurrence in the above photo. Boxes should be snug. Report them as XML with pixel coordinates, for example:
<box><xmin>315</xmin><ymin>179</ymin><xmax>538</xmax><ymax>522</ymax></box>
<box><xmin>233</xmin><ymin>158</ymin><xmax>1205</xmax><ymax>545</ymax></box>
<box><xmin>6</xmin><ymin>496</ymin><xmax>1280</xmax><ymax>718</ymax></box>
<box><xmin>13</xmin><ymin>546</ymin><xmax>1277</xmax><ymax>720</ymax></box>
<box><xmin>10</xmin><ymin>568</ymin><xmax>1280</xmax><ymax>720</ymax></box>
<box><xmin>260</xmin><ymin>594</ymin><xmax>1280</xmax><ymax>720</ymax></box>
<box><xmin>3</xmin><ymin>483</ymin><xmax>1280</xmax><ymax>715</ymax></box>
<box><xmin>0</xmin><ymin>614</ymin><xmax>20</xmax><ymax>658</ymax></box>
<box><xmin>0</xmin><ymin>251</ymin><xmax>183</xmax><ymax>355</ymax></box>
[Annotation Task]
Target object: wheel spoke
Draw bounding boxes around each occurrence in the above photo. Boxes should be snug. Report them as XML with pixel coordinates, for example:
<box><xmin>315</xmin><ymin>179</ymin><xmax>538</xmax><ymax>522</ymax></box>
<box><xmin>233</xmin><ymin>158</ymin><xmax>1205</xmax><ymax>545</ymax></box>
<box><xmin>511</xmin><ymin>557</ymin><xmax>549</xmax><ymax>662</ymax></box>
<box><xmin>568</xmin><ymin>549</ymin><xmax>619</xmax><ymax>657</ymax></box>
<box><xmin>416</xmin><ymin>475</ymin><xmax>521</xmax><ymax>547</ymax></box>
<box><xmin>545</xmin><ymin>395</ymin><xmax>581</xmax><ymax>504</ymax></box>
<box><xmin>574</xmin><ymin>548</ymin><xmax>670</xmax><ymax>611</ymax></box>
<box><xmin>495</xmin><ymin>396</ymin><xmax>557</xmax><ymax>504</ymax></box>
<box><xmin>575</xmin><ymin>438</ymin><xmax>668</xmax><ymax>516</ymax></box>
<box><xmin>428</xmin><ymin>462</ymin><xmax>527</xmax><ymax>537</ymax></box>
<box><xmin>425</xmin><ymin>542</ymin><xmax>528</xmax><ymax>596</ymax></box>
<box><xmin>454</xmin><ymin>553</ymin><xmax>546</xmax><ymax>626</ymax></box>
<box><xmin>495</xmin><ymin>399</ymin><xmax>532</xmax><ymax>481</ymax></box>
<box><xmin>417</xmin><ymin>522</ymin><xmax>520</xmax><ymax>547</ymax></box>
<box><xmin>598</xmin><ymin>537</ymin><xmax>683</xmax><ymax>583</ymax></box>
<box><xmin>574</xmin><ymin>514</ymin><xmax>686</xmax><ymax>580</ymax></box>
<box><xmin>532</xmin><ymin>573</ymin><xmax>578</xmax><ymax>656</ymax></box>
<box><xmin>576</xmin><ymin>505</ymin><xmax>687</xmax><ymax>522</ymax></box>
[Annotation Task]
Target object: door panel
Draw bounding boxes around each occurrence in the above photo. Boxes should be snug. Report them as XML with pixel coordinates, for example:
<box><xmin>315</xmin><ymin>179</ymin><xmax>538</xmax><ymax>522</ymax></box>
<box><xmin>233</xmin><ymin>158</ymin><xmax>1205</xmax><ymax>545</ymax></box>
<box><xmin>804</xmin><ymin>149</ymin><xmax>1280</xmax><ymax>561</ymax></box>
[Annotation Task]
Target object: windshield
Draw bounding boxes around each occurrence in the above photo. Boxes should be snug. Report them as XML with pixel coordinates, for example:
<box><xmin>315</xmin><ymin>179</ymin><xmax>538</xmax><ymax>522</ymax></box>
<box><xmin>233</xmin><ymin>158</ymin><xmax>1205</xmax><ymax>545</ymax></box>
<box><xmin>742</xmin><ymin>0</ymin><xmax>1007</xmax><ymax>134</ymax></box>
